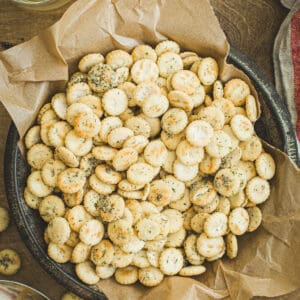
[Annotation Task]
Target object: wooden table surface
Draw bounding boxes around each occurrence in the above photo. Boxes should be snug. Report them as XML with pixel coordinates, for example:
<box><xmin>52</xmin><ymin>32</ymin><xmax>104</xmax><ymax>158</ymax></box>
<box><xmin>0</xmin><ymin>0</ymin><xmax>289</xmax><ymax>299</ymax></box>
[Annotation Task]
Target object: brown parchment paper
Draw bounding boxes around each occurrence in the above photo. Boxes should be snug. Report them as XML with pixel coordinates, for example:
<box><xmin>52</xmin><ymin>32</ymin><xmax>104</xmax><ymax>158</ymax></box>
<box><xmin>0</xmin><ymin>0</ymin><xmax>299</xmax><ymax>299</ymax></box>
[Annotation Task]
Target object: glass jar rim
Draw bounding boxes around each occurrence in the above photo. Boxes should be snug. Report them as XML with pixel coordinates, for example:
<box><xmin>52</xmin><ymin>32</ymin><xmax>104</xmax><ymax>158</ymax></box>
<box><xmin>12</xmin><ymin>0</ymin><xmax>61</xmax><ymax>5</ymax></box>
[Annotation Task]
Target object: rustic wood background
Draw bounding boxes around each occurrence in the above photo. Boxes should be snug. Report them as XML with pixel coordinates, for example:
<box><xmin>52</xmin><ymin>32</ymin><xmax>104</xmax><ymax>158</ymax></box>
<box><xmin>0</xmin><ymin>0</ymin><xmax>292</xmax><ymax>299</ymax></box>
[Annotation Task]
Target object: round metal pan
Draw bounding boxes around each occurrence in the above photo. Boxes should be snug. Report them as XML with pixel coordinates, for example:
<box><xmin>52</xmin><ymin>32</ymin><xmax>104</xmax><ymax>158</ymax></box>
<box><xmin>4</xmin><ymin>47</ymin><xmax>300</xmax><ymax>300</ymax></box>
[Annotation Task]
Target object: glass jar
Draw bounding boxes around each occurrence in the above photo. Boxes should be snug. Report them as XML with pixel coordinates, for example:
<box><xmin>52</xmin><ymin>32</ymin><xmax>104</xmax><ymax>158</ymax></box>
<box><xmin>12</xmin><ymin>0</ymin><xmax>73</xmax><ymax>11</ymax></box>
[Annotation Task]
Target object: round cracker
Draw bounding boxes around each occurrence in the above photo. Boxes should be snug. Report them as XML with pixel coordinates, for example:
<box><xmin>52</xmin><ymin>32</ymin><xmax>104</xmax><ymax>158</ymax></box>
<box><xmin>246</xmin><ymin>176</ymin><xmax>270</xmax><ymax>204</ymax></box>
<box><xmin>159</xmin><ymin>248</ymin><xmax>183</xmax><ymax>275</ymax></box>
<box><xmin>27</xmin><ymin>171</ymin><xmax>53</xmax><ymax>197</ymax></box>
<box><xmin>57</xmin><ymin>168</ymin><xmax>86</xmax><ymax>194</ymax></box>
<box><xmin>27</xmin><ymin>143</ymin><xmax>53</xmax><ymax>170</ymax></box>
<box><xmin>255</xmin><ymin>152</ymin><xmax>276</xmax><ymax>180</ymax></box>
<box><xmin>228</xmin><ymin>207</ymin><xmax>249</xmax><ymax>235</ymax></box>
<box><xmin>161</xmin><ymin>108</ymin><xmax>188</xmax><ymax>135</ymax></box>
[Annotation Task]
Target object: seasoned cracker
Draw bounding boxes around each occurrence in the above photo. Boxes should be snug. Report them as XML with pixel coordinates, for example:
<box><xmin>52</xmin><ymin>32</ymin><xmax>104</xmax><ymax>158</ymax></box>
<box><xmin>132</xmin><ymin>250</ymin><xmax>151</xmax><ymax>268</ymax></box>
<box><xmin>88</xmin><ymin>63</ymin><xmax>118</xmax><ymax>93</ymax></box>
<box><xmin>171</xmin><ymin>70</ymin><xmax>200</xmax><ymax>95</ymax></box>
<box><xmin>67</xmin><ymin>205</ymin><xmax>90</xmax><ymax>232</ymax></box>
<box><xmin>228</xmin><ymin>207</ymin><xmax>249</xmax><ymax>235</ymax></box>
<box><xmin>165</xmin><ymin>227</ymin><xmax>186</xmax><ymax>248</ymax></box>
<box><xmin>159</xmin><ymin>248</ymin><xmax>183</xmax><ymax>275</ymax></box>
<box><xmin>115</xmin><ymin>266</ymin><xmax>139</xmax><ymax>285</ymax></box>
<box><xmin>66</xmin><ymin>103</ymin><xmax>93</xmax><ymax>126</ymax></box>
<box><xmin>39</xmin><ymin>195</ymin><xmax>65</xmax><ymax>222</ymax></box>
<box><xmin>162</xmin><ymin>150</ymin><xmax>176</xmax><ymax>173</ymax></box>
<box><xmin>144</xmin><ymin>140</ymin><xmax>168</xmax><ymax>167</ymax></box>
<box><xmin>131</xmin><ymin>59</ymin><xmax>159</xmax><ymax>84</ymax></box>
<box><xmin>133</xmin><ymin>81</ymin><xmax>161</xmax><ymax>107</ymax></box>
<box><xmin>102</xmin><ymin>88</ymin><xmax>128</xmax><ymax>116</ymax></box>
<box><xmin>214</xmin><ymin>168</ymin><xmax>241</xmax><ymax>197</ymax></box>
<box><xmin>99</xmin><ymin>194</ymin><xmax>125</xmax><ymax>222</ymax></box>
<box><xmin>55</xmin><ymin>146</ymin><xmax>79</xmax><ymax>168</ymax></box>
<box><xmin>229</xmin><ymin>190</ymin><xmax>246</xmax><ymax>209</ymax></box>
<box><xmin>247</xmin><ymin>206</ymin><xmax>262</xmax><ymax>232</ymax></box>
<box><xmin>138</xmin><ymin>267</ymin><xmax>164</xmax><ymax>287</ymax></box>
<box><xmin>37</xmin><ymin>103</ymin><xmax>51</xmax><ymax>124</ymax></box>
<box><xmin>176</xmin><ymin>140</ymin><xmax>204</xmax><ymax>166</ymax></box>
<box><xmin>190</xmin><ymin>213</ymin><xmax>209</xmax><ymax>234</ymax></box>
<box><xmin>23</xmin><ymin>187</ymin><xmax>42</xmax><ymax>210</ymax></box>
<box><xmin>27</xmin><ymin>143</ymin><xmax>53</xmax><ymax>170</ymax></box>
<box><xmin>79</xmin><ymin>219</ymin><xmax>104</xmax><ymax>246</ymax></box>
<box><xmin>212</xmin><ymin>98</ymin><xmax>236</xmax><ymax>124</ymax></box>
<box><xmin>123</xmin><ymin>135</ymin><xmax>149</xmax><ymax>154</ymax></box>
<box><xmin>190</xmin><ymin>85</ymin><xmax>205</xmax><ymax>107</ymax></box>
<box><xmin>204</xmin><ymin>212</ymin><xmax>228</xmax><ymax>238</ymax></box>
<box><xmin>48</xmin><ymin>243</ymin><xmax>72</xmax><ymax>264</ymax></box>
<box><xmin>25</xmin><ymin>125</ymin><xmax>41</xmax><ymax>149</ymax></box>
<box><xmin>246</xmin><ymin>176</ymin><xmax>270</xmax><ymax>204</ymax></box>
<box><xmin>132</xmin><ymin>44</ymin><xmax>157</xmax><ymax>62</ymax></box>
<box><xmin>169</xmin><ymin>189</ymin><xmax>191</xmax><ymax>212</ymax></box>
<box><xmin>160</xmin><ymin>130</ymin><xmax>185</xmax><ymax>151</ymax></box>
<box><xmin>61</xmin><ymin>292</ymin><xmax>84</xmax><ymax>300</ymax></box>
<box><xmin>255</xmin><ymin>152</ymin><xmax>276</xmax><ymax>180</ymax></box>
<box><xmin>51</xmin><ymin>93</ymin><xmax>67</xmax><ymax>120</ymax></box>
<box><xmin>58</xmin><ymin>168</ymin><xmax>86</xmax><ymax>194</ymax></box>
<box><xmin>213</xmin><ymin>80</ymin><xmax>224</xmax><ymax>100</ymax></box>
<box><xmin>112</xmin><ymin>246</ymin><xmax>134</xmax><ymax>268</ymax></box>
<box><xmin>95</xmin><ymin>165</ymin><xmax>122</xmax><ymax>185</ymax></box>
<box><xmin>127</xmin><ymin>163</ymin><xmax>154</xmax><ymax>185</ymax></box>
<box><xmin>107</xmin><ymin>127</ymin><xmax>134</xmax><ymax>148</ymax></box>
<box><xmin>147</xmin><ymin>179</ymin><xmax>172</xmax><ymax>207</ymax></box>
<box><xmin>47</xmin><ymin>217</ymin><xmax>71</xmax><ymax>245</ymax></box>
<box><xmin>198</xmin><ymin>57</ymin><xmax>218</xmax><ymax>85</ymax></box>
<box><xmin>106</xmin><ymin>50</ymin><xmax>133</xmax><ymax>70</ymax></box>
<box><xmin>196</xmin><ymin>233</ymin><xmax>224</xmax><ymax>258</ymax></box>
<box><xmin>92</xmin><ymin>145</ymin><xmax>118</xmax><ymax>161</ymax></box>
<box><xmin>96</xmin><ymin>264</ymin><xmax>116</xmax><ymax>279</ymax></box>
<box><xmin>173</xmin><ymin>159</ymin><xmax>198</xmax><ymax>182</ymax></box>
<box><xmin>74</xmin><ymin>112</ymin><xmax>101</xmax><ymax>138</ymax></box>
<box><xmin>230</xmin><ymin>114</ymin><xmax>254</xmax><ymax>141</ymax></box>
<box><xmin>90</xmin><ymin>239</ymin><xmax>115</xmax><ymax>266</ymax></box>
<box><xmin>198</xmin><ymin>106</ymin><xmax>225</xmax><ymax>130</ymax></box>
<box><xmin>186</xmin><ymin>120</ymin><xmax>214</xmax><ymax>148</ymax></box>
<box><xmin>164</xmin><ymin>175</ymin><xmax>185</xmax><ymax>202</ymax></box>
<box><xmin>190</xmin><ymin>179</ymin><xmax>216</xmax><ymax>206</ymax></box>
<box><xmin>89</xmin><ymin>174</ymin><xmax>116</xmax><ymax>195</ymax></box>
<box><xmin>162</xmin><ymin>209</ymin><xmax>183</xmax><ymax>234</ymax></box>
<box><xmin>199</xmin><ymin>154</ymin><xmax>221</xmax><ymax>175</ymax></box>
<box><xmin>78</xmin><ymin>53</ymin><xmax>104</xmax><ymax>73</ymax></box>
<box><xmin>226</xmin><ymin>233</ymin><xmax>238</xmax><ymax>259</ymax></box>
<box><xmin>206</xmin><ymin>130</ymin><xmax>233</xmax><ymax>158</ymax></box>
<box><xmin>48</xmin><ymin>121</ymin><xmax>72</xmax><ymax>147</ymax></box>
<box><xmin>66</xmin><ymin>82</ymin><xmax>91</xmax><ymax>105</ymax></box>
<box><xmin>224</xmin><ymin>78</ymin><xmax>250</xmax><ymax>106</ymax></box>
<box><xmin>64</xmin><ymin>189</ymin><xmax>84</xmax><ymax>207</ymax></box>
<box><xmin>168</xmin><ymin>90</ymin><xmax>194</xmax><ymax>112</ymax></box>
<box><xmin>124</xmin><ymin>116</ymin><xmax>151</xmax><ymax>137</ymax></box>
<box><xmin>161</xmin><ymin>108</ymin><xmax>188</xmax><ymax>134</ymax></box>
<box><xmin>142</xmin><ymin>93</ymin><xmax>169</xmax><ymax>118</ymax></box>
<box><xmin>27</xmin><ymin>171</ymin><xmax>53</xmax><ymax>197</ymax></box>
<box><xmin>40</xmin><ymin>109</ymin><xmax>59</xmax><ymax>125</ymax></box>
<box><xmin>75</xmin><ymin>261</ymin><xmax>99</xmax><ymax>285</ymax></box>
<box><xmin>41</xmin><ymin>159</ymin><xmax>66</xmax><ymax>187</ymax></box>
<box><xmin>155</xmin><ymin>40</ymin><xmax>180</xmax><ymax>56</ymax></box>
<box><xmin>179</xmin><ymin>265</ymin><xmax>206</xmax><ymax>276</ymax></box>
<box><xmin>0</xmin><ymin>249</ymin><xmax>21</xmax><ymax>275</ymax></box>
<box><xmin>245</xmin><ymin>94</ymin><xmax>258</xmax><ymax>122</ymax></box>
